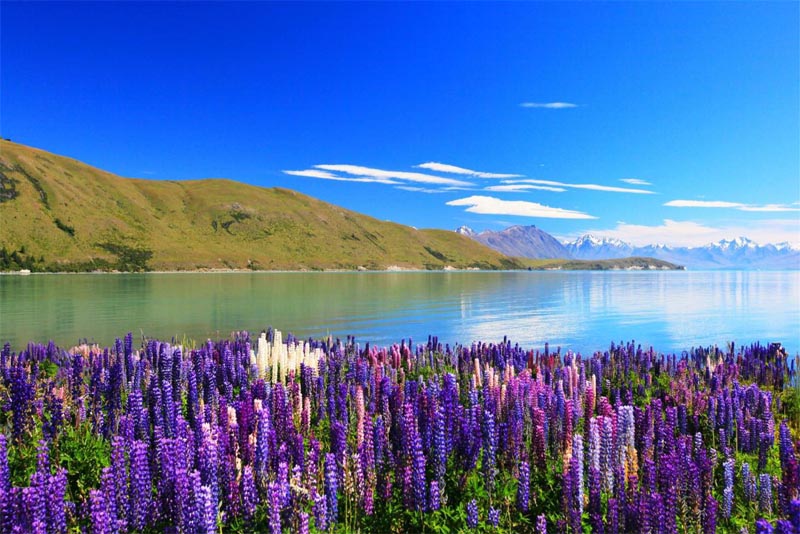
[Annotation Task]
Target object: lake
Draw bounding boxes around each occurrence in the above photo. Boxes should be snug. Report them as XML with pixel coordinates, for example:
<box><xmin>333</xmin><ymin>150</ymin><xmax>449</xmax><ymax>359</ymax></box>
<box><xmin>1</xmin><ymin>271</ymin><xmax>798</xmax><ymax>355</ymax></box>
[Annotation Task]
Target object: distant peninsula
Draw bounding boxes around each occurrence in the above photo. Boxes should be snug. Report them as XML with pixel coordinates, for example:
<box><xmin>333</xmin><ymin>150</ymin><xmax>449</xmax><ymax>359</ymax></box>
<box><xmin>0</xmin><ymin>140</ymin><xmax>683</xmax><ymax>273</ymax></box>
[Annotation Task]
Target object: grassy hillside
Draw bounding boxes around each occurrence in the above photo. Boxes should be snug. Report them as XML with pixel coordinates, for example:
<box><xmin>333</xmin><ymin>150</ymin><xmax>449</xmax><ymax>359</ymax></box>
<box><xmin>0</xmin><ymin>140</ymin><xmax>523</xmax><ymax>271</ymax></box>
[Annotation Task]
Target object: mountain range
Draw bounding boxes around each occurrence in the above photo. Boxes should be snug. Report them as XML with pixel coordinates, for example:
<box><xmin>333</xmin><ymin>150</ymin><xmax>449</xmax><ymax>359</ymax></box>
<box><xmin>457</xmin><ymin>226</ymin><xmax>799</xmax><ymax>269</ymax></box>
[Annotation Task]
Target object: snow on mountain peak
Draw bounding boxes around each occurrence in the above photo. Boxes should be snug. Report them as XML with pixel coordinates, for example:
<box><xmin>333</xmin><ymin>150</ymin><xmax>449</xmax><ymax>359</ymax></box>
<box><xmin>455</xmin><ymin>225</ymin><xmax>476</xmax><ymax>237</ymax></box>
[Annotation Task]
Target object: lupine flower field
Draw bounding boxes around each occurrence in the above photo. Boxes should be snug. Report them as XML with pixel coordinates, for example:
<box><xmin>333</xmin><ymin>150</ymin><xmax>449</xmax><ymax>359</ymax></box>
<box><xmin>0</xmin><ymin>330</ymin><xmax>798</xmax><ymax>533</ymax></box>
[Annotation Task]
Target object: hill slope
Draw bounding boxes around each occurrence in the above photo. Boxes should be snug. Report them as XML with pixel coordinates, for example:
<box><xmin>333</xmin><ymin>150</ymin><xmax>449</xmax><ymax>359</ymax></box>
<box><xmin>462</xmin><ymin>225</ymin><xmax>571</xmax><ymax>259</ymax></box>
<box><xmin>0</xmin><ymin>141</ymin><xmax>521</xmax><ymax>271</ymax></box>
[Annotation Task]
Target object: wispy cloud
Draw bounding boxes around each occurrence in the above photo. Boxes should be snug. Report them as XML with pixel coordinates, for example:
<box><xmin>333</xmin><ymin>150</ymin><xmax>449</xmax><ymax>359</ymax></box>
<box><xmin>665</xmin><ymin>199</ymin><xmax>800</xmax><ymax>212</ymax></box>
<box><xmin>485</xmin><ymin>184</ymin><xmax>567</xmax><ymax>193</ymax></box>
<box><xmin>620</xmin><ymin>178</ymin><xmax>651</xmax><ymax>186</ymax></box>
<box><xmin>314</xmin><ymin>164</ymin><xmax>473</xmax><ymax>187</ymax></box>
<box><xmin>504</xmin><ymin>178</ymin><xmax>654</xmax><ymax>194</ymax></box>
<box><xmin>395</xmin><ymin>186</ymin><xmax>449</xmax><ymax>194</ymax></box>
<box><xmin>447</xmin><ymin>195</ymin><xmax>596</xmax><ymax>219</ymax></box>
<box><xmin>570</xmin><ymin>219</ymin><xmax>800</xmax><ymax>248</ymax></box>
<box><xmin>416</xmin><ymin>162</ymin><xmax>522</xmax><ymax>179</ymax></box>
<box><xmin>520</xmin><ymin>102</ymin><xmax>578</xmax><ymax>109</ymax></box>
<box><xmin>283</xmin><ymin>169</ymin><xmax>400</xmax><ymax>184</ymax></box>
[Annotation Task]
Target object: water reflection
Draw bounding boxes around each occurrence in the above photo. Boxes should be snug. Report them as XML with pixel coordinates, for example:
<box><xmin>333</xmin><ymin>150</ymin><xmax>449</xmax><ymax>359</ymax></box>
<box><xmin>0</xmin><ymin>271</ymin><xmax>797</xmax><ymax>354</ymax></box>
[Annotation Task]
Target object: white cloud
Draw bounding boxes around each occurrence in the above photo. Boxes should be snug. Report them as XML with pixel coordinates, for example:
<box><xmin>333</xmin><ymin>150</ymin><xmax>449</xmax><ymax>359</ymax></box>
<box><xmin>416</xmin><ymin>162</ymin><xmax>522</xmax><ymax>179</ymax></box>
<box><xmin>570</xmin><ymin>219</ymin><xmax>800</xmax><ymax>248</ymax></box>
<box><xmin>665</xmin><ymin>199</ymin><xmax>800</xmax><ymax>212</ymax></box>
<box><xmin>314</xmin><ymin>164</ymin><xmax>473</xmax><ymax>187</ymax></box>
<box><xmin>504</xmin><ymin>178</ymin><xmax>653</xmax><ymax>194</ymax></box>
<box><xmin>520</xmin><ymin>102</ymin><xmax>578</xmax><ymax>109</ymax></box>
<box><xmin>283</xmin><ymin>169</ymin><xmax>400</xmax><ymax>184</ymax></box>
<box><xmin>484</xmin><ymin>184</ymin><xmax>566</xmax><ymax>193</ymax></box>
<box><xmin>395</xmin><ymin>186</ymin><xmax>449</xmax><ymax>194</ymax></box>
<box><xmin>447</xmin><ymin>195</ymin><xmax>596</xmax><ymax>219</ymax></box>
<box><xmin>620</xmin><ymin>178</ymin><xmax>652</xmax><ymax>186</ymax></box>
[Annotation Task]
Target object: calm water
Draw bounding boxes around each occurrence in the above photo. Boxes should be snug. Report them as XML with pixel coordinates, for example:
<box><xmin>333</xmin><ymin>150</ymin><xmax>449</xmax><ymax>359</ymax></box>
<box><xmin>1</xmin><ymin>271</ymin><xmax>798</xmax><ymax>355</ymax></box>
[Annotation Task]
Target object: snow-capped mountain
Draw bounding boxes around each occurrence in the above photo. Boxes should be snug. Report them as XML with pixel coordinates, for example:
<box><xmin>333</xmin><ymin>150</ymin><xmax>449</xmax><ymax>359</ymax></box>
<box><xmin>457</xmin><ymin>225</ymin><xmax>799</xmax><ymax>269</ymax></box>
<box><xmin>565</xmin><ymin>234</ymin><xmax>800</xmax><ymax>269</ymax></box>
<box><xmin>455</xmin><ymin>225</ymin><xmax>476</xmax><ymax>237</ymax></box>
<box><xmin>565</xmin><ymin>234</ymin><xmax>634</xmax><ymax>260</ymax></box>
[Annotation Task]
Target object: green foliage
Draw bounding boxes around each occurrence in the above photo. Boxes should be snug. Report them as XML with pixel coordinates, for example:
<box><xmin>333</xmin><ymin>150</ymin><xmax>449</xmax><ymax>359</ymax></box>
<box><xmin>0</xmin><ymin>245</ymin><xmax>44</xmax><ymax>271</ymax></box>
<box><xmin>53</xmin><ymin>422</ymin><xmax>111</xmax><ymax>503</ymax></box>
<box><xmin>97</xmin><ymin>241</ymin><xmax>154</xmax><ymax>271</ymax></box>
<box><xmin>54</xmin><ymin>217</ymin><xmax>76</xmax><ymax>236</ymax></box>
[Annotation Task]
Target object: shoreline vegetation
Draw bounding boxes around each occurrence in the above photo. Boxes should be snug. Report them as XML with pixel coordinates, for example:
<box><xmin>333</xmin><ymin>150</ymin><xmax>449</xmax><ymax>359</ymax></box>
<box><xmin>0</xmin><ymin>256</ymin><xmax>684</xmax><ymax>275</ymax></box>
<box><xmin>0</xmin><ymin>330</ymin><xmax>797</xmax><ymax>533</ymax></box>
<box><xmin>0</xmin><ymin>140</ymin><xmax>683</xmax><ymax>274</ymax></box>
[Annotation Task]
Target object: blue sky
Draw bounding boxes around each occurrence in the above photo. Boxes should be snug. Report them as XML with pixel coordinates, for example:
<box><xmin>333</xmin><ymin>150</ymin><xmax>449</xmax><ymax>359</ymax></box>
<box><xmin>3</xmin><ymin>2</ymin><xmax>799</xmax><ymax>246</ymax></box>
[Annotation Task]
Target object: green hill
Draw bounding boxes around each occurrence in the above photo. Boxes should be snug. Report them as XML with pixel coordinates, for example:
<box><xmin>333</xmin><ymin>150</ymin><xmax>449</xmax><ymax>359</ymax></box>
<box><xmin>0</xmin><ymin>140</ymin><xmax>523</xmax><ymax>271</ymax></box>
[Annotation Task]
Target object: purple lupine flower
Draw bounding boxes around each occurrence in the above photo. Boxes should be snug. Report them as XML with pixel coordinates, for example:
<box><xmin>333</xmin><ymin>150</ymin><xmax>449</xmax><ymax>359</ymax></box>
<box><xmin>723</xmin><ymin>458</ymin><xmax>734</xmax><ymax>519</ymax></box>
<box><xmin>47</xmin><ymin>468</ymin><xmax>68</xmax><ymax>534</ymax></box>
<box><xmin>466</xmin><ymin>499</ymin><xmax>479</xmax><ymax>529</ymax></box>
<box><xmin>755</xmin><ymin>519</ymin><xmax>774</xmax><ymax>534</ymax></box>
<box><xmin>432</xmin><ymin>401</ymin><xmax>447</xmax><ymax>484</ymax></box>
<box><xmin>774</xmin><ymin>520</ymin><xmax>793</xmax><ymax>534</ymax></box>
<box><xmin>89</xmin><ymin>490</ymin><xmax>110</xmax><ymax>534</ymax></box>
<box><xmin>0</xmin><ymin>434</ymin><xmax>10</xmax><ymax>493</ymax></box>
<box><xmin>517</xmin><ymin>460</ymin><xmax>530</xmax><ymax>512</ymax></box>
<box><xmin>298</xmin><ymin>510</ymin><xmax>310</xmax><ymax>534</ymax></box>
<box><xmin>429</xmin><ymin>480</ymin><xmax>441</xmax><ymax>512</ymax></box>
<box><xmin>790</xmin><ymin>499</ymin><xmax>800</xmax><ymax>530</ymax></box>
<box><xmin>571</xmin><ymin>433</ymin><xmax>585</xmax><ymax>529</ymax></box>
<box><xmin>268</xmin><ymin>481</ymin><xmax>282</xmax><ymax>534</ymax></box>
<box><xmin>759</xmin><ymin>474</ymin><xmax>772</xmax><ymax>514</ymax></box>
<box><xmin>482</xmin><ymin>409</ymin><xmax>497</xmax><ymax>493</ymax></box>
<box><xmin>98</xmin><ymin>467</ymin><xmax>118</xmax><ymax>534</ymax></box>
<box><xmin>412</xmin><ymin>430</ymin><xmax>427</xmax><ymax>511</ymax></box>
<box><xmin>488</xmin><ymin>506</ymin><xmax>500</xmax><ymax>527</ymax></box>
<box><xmin>198</xmin><ymin>484</ymin><xmax>217</xmax><ymax>534</ymax></box>
<box><xmin>129</xmin><ymin>440</ymin><xmax>151</xmax><ymax>530</ymax></box>
<box><xmin>278</xmin><ymin>460</ymin><xmax>290</xmax><ymax>508</ymax></box>
<box><xmin>743</xmin><ymin>462</ymin><xmax>757</xmax><ymax>502</ymax></box>
<box><xmin>241</xmin><ymin>465</ymin><xmax>257</xmax><ymax>522</ymax></box>
<box><xmin>537</xmin><ymin>513</ymin><xmax>547</xmax><ymax>534</ymax></box>
<box><xmin>313</xmin><ymin>492</ymin><xmax>328</xmax><ymax>532</ymax></box>
<box><xmin>324</xmin><ymin>453</ymin><xmax>338</xmax><ymax>526</ymax></box>
<box><xmin>704</xmin><ymin>493</ymin><xmax>718</xmax><ymax>534</ymax></box>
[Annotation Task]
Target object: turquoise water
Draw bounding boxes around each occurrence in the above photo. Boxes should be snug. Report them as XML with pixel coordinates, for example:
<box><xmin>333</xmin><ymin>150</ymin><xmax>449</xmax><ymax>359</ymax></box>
<box><xmin>1</xmin><ymin>271</ymin><xmax>798</xmax><ymax>354</ymax></box>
